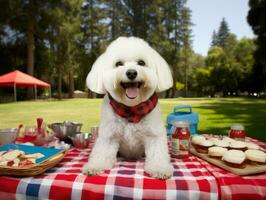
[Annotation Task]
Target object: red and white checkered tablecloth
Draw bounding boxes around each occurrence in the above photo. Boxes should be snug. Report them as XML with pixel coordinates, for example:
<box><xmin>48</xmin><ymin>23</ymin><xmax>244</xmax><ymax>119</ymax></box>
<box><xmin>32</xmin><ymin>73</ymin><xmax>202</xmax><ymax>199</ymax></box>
<box><xmin>0</xmin><ymin>137</ymin><xmax>265</xmax><ymax>200</ymax></box>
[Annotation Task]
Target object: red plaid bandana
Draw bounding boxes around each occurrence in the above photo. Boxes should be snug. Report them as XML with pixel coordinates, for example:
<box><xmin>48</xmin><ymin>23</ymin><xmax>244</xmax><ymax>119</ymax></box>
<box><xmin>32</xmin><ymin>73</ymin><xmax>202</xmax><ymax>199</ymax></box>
<box><xmin>108</xmin><ymin>93</ymin><xmax>158</xmax><ymax>123</ymax></box>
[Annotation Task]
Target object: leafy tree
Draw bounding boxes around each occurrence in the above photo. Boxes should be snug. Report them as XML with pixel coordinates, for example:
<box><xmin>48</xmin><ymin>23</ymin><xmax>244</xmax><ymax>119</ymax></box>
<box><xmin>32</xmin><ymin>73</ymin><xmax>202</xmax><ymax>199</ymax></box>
<box><xmin>189</xmin><ymin>52</ymin><xmax>206</xmax><ymax>92</ymax></box>
<box><xmin>108</xmin><ymin>0</ymin><xmax>193</xmax><ymax>98</ymax></box>
<box><xmin>234</xmin><ymin>38</ymin><xmax>255</xmax><ymax>92</ymax></box>
<box><xmin>0</xmin><ymin>0</ymin><xmax>194</xmax><ymax>99</ymax></box>
<box><xmin>104</xmin><ymin>0</ymin><xmax>150</xmax><ymax>39</ymax></box>
<box><xmin>223</xmin><ymin>33</ymin><xmax>238</xmax><ymax>57</ymax></box>
<box><xmin>156</xmin><ymin>0</ymin><xmax>193</xmax><ymax>98</ymax></box>
<box><xmin>211</xmin><ymin>18</ymin><xmax>230</xmax><ymax>49</ymax></box>
<box><xmin>179</xmin><ymin>6</ymin><xmax>193</xmax><ymax>96</ymax></box>
<box><xmin>121</xmin><ymin>0</ymin><xmax>149</xmax><ymax>38</ymax></box>
<box><xmin>206</xmin><ymin>36</ymin><xmax>255</xmax><ymax>96</ymax></box>
<box><xmin>211</xmin><ymin>30</ymin><xmax>218</xmax><ymax>46</ymax></box>
<box><xmin>175</xmin><ymin>81</ymin><xmax>185</xmax><ymax>91</ymax></box>
<box><xmin>50</xmin><ymin>0</ymin><xmax>83</xmax><ymax>99</ymax></box>
<box><xmin>147</xmin><ymin>0</ymin><xmax>176</xmax><ymax>96</ymax></box>
<box><xmin>80</xmin><ymin>0</ymin><xmax>108</xmax><ymax>97</ymax></box>
<box><xmin>82</xmin><ymin>0</ymin><xmax>108</xmax><ymax>50</ymax></box>
<box><xmin>206</xmin><ymin>47</ymin><xmax>232</xmax><ymax>95</ymax></box>
<box><xmin>193</xmin><ymin>67</ymin><xmax>213</xmax><ymax>96</ymax></box>
<box><xmin>247</xmin><ymin>0</ymin><xmax>266</xmax><ymax>92</ymax></box>
<box><xmin>216</xmin><ymin>18</ymin><xmax>230</xmax><ymax>48</ymax></box>
<box><xmin>206</xmin><ymin>16</ymin><xmax>257</xmax><ymax>96</ymax></box>
<box><xmin>0</xmin><ymin>0</ymin><xmax>55</xmax><ymax>98</ymax></box>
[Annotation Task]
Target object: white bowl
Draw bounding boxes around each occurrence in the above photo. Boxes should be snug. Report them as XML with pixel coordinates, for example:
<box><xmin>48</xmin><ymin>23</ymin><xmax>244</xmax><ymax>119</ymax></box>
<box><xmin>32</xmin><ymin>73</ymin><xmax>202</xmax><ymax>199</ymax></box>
<box><xmin>0</xmin><ymin>128</ymin><xmax>17</xmax><ymax>145</ymax></box>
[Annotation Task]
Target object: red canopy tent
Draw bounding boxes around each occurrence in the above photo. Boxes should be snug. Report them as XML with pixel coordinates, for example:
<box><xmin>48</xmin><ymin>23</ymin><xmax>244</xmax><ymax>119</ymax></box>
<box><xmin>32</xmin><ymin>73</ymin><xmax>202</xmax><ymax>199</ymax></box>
<box><xmin>0</xmin><ymin>70</ymin><xmax>51</xmax><ymax>101</ymax></box>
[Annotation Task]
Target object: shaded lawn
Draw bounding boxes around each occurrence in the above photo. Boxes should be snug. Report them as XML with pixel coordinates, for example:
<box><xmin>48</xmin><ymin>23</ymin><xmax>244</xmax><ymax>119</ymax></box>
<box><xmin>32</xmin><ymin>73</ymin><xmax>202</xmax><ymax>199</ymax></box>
<box><xmin>0</xmin><ymin>98</ymin><xmax>265</xmax><ymax>142</ymax></box>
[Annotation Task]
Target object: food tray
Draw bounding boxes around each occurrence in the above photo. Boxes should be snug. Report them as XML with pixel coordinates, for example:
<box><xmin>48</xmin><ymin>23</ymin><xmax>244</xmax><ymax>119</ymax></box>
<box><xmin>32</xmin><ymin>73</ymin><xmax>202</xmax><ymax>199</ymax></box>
<box><xmin>190</xmin><ymin>146</ymin><xmax>266</xmax><ymax>176</ymax></box>
<box><xmin>0</xmin><ymin>144</ymin><xmax>66</xmax><ymax>176</ymax></box>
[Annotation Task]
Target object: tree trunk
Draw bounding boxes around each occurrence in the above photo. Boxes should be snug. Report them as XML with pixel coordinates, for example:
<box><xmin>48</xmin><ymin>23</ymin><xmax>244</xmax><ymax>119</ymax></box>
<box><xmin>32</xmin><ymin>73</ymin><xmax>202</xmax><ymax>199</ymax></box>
<box><xmin>26</xmin><ymin>0</ymin><xmax>35</xmax><ymax>99</ymax></box>
<box><xmin>185</xmin><ymin>56</ymin><xmax>188</xmax><ymax>97</ymax></box>
<box><xmin>111</xmin><ymin>0</ymin><xmax>118</xmax><ymax>39</ymax></box>
<box><xmin>58</xmin><ymin>66</ymin><xmax>62</xmax><ymax>100</ymax></box>
<box><xmin>170</xmin><ymin>66</ymin><xmax>176</xmax><ymax>98</ymax></box>
<box><xmin>165</xmin><ymin>89</ymin><xmax>171</xmax><ymax>98</ymax></box>
<box><xmin>68</xmin><ymin>69</ymin><xmax>74</xmax><ymax>98</ymax></box>
<box><xmin>170</xmin><ymin>0</ymin><xmax>178</xmax><ymax>99</ymax></box>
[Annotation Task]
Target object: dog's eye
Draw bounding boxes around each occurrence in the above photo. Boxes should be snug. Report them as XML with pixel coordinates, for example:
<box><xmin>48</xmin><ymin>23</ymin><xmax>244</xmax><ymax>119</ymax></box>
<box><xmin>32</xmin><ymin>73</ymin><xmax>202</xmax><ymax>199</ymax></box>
<box><xmin>137</xmin><ymin>60</ymin><xmax>145</xmax><ymax>66</ymax></box>
<box><xmin>115</xmin><ymin>61</ymin><xmax>124</xmax><ymax>67</ymax></box>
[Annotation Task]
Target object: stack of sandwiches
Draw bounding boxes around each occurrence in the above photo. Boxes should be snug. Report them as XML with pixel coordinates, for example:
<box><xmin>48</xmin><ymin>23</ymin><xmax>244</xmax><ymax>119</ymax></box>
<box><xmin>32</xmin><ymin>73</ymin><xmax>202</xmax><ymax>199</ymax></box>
<box><xmin>191</xmin><ymin>135</ymin><xmax>266</xmax><ymax>168</ymax></box>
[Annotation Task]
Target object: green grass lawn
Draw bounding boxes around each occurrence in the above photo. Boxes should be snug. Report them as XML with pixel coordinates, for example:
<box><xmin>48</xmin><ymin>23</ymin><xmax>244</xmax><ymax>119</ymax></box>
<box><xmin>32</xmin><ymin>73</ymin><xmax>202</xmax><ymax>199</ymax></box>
<box><xmin>0</xmin><ymin>98</ymin><xmax>265</xmax><ymax>142</ymax></box>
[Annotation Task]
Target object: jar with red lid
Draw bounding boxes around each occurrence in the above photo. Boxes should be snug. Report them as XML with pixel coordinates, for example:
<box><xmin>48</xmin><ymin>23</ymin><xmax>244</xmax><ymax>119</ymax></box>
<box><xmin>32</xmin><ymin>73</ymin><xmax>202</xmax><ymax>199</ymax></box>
<box><xmin>228</xmin><ymin>124</ymin><xmax>246</xmax><ymax>141</ymax></box>
<box><xmin>171</xmin><ymin>121</ymin><xmax>191</xmax><ymax>159</ymax></box>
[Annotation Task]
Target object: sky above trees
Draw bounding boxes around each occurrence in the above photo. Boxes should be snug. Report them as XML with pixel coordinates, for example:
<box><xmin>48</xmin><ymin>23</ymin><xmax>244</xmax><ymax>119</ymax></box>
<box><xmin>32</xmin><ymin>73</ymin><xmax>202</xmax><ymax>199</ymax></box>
<box><xmin>188</xmin><ymin>0</ymin><xmax>254</xmax><ymax>56</ymax></box>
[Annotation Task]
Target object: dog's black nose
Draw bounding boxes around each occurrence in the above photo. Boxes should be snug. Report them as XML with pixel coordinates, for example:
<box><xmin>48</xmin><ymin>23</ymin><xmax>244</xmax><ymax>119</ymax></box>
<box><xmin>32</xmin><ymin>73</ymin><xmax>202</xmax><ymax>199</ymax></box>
<box><xmin>126</xmin><ymin>69</ymin><xmax>137</xmax><ymax>80</ymax></box>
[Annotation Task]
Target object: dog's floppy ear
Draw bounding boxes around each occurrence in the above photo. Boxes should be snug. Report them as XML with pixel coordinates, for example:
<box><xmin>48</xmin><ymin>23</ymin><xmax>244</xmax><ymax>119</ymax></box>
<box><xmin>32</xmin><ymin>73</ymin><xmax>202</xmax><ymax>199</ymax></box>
<box><xmin>86</xmin><ymin>53</ymin><xmax>106</xmax><ymax>94</ymax></box>
<box><xmin>149</xmin><ymin>49</ymin><xmax>173</xmax><ymax>92</ymax></box>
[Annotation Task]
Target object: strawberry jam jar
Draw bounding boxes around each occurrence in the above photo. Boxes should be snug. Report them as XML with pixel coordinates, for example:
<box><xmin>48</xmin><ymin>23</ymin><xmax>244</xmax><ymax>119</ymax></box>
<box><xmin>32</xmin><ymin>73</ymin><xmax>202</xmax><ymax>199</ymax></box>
<box><xmin>171</xmin><ymin>121</ymin><xmax>191</xmax><ymax>159</ymax></box>
<box><xmin>228</xmin><ymin>124</ymin><xmax>246</xmax><ymax>141</ymax></box>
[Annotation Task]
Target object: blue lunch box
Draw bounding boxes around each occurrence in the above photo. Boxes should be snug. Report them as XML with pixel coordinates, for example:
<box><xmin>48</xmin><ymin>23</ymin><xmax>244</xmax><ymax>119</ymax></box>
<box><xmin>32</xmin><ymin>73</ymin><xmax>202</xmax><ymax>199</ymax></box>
<box><xmin>166</xmin><ymin>105</ymin><xmax>199</xmax><ymax>135</ymax></box>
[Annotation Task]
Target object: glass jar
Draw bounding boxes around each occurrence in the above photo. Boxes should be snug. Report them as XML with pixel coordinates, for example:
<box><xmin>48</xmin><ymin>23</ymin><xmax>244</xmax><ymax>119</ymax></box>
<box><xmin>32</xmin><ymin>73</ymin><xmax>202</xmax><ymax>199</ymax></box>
<box><xmin>228</xmin><ymin>124</ymin><xmax>246</xmax><ymax>141</ymax></box>
<box><xmin>171</xmin><ymin>121</ymin><xmax>191</xmax><ymax>159</ymax></box>
<box><xmin>24</xmin><ymin>126</ymin><xmax>37</xmax><ymax>142</ymax></box>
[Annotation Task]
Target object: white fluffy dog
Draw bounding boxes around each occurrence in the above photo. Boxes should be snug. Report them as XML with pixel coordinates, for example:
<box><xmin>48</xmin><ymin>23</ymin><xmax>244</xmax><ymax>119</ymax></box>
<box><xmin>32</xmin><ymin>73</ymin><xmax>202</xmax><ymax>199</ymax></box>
<box><xmin>82</xmin><ymin>37</ymin><xmax>173</xmax><ymax>179</ymax></box>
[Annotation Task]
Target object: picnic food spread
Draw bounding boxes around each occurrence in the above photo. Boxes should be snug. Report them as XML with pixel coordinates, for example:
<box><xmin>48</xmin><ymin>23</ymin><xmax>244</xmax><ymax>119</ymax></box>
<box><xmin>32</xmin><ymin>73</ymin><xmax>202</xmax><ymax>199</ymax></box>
<box><xmin>190</xmin><ymin>134</ymin><xmax>266</xmax><ymax>175</ymax></box>
<box><xmin>0</xmin><ymin>116</ymin><xmax>266</xmax><ymax>199</ymax></box>
<box><xmin>0</xmin><ymin>150</ymin><xmax>45</xmax><ymax>167</ymax></box>
<box><xmin>0</xmin><ymin>136</ymin><xmax>265</xmax><ymax>200</ymax></box>
<box><xmin>0</xmin><ymin>118</ymin><xmax>88</xmax><ymax>176</ymax></box>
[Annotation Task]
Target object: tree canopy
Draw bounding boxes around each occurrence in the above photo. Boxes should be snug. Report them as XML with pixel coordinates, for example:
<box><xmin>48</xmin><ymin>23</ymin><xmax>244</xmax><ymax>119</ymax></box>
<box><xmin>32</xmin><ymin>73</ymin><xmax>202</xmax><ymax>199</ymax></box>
<box><xmin>247</xmin><ymin>0</ymin><xmax>266</xmax><ymax>92</ymax></box>
<box><xmin>0</xmin><ymin>0</ymin><xmax>261</xmax><ymax>99</ymax></box>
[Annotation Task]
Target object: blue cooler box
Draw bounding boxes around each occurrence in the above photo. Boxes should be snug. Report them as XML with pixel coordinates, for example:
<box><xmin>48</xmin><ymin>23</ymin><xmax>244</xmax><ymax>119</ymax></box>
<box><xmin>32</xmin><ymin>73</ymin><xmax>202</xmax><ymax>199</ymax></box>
<box><xmin>166</xmin><ymin>105</ymin><xmax>199</xmax><ymax>135</ymax></box>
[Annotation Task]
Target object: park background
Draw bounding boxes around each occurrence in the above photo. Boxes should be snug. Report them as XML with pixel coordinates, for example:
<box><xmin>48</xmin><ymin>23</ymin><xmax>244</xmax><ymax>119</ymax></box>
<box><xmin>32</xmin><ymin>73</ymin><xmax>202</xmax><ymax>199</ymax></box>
<box><xmin>0</xmin><ymin>0</ymin><xmax>266</xmax><ymax>141</ymax></box>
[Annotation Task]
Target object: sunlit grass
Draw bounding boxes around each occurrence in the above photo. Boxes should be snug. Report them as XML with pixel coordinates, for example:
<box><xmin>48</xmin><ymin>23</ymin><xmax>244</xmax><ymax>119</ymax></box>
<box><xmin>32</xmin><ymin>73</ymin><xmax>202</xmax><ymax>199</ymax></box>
<box><xmin>0</xmin><ymin>97</ymin><xmax>265</xmax><ymax>142</ymax></box>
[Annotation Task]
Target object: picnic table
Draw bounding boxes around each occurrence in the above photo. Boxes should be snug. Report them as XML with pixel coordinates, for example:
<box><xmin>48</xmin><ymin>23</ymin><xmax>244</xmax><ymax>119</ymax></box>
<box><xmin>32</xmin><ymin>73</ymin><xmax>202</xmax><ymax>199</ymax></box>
<box><xmin>0</xmin><ymin>138</ymin><xmax>265</xmax><ymax>200</ymax></box>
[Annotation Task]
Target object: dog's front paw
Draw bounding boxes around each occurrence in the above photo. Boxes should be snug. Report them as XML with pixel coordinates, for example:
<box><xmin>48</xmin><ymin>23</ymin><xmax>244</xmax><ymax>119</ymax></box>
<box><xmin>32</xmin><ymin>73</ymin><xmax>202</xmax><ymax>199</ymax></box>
<box><xmin>82</xmin><ymin>163</ymin><xmax>105</xmax><ymax>176</ymax></box>
<box><xmin>144</xmin><ymin>163</ymin><xmax>173</xmax><ymax>179</ymax></box>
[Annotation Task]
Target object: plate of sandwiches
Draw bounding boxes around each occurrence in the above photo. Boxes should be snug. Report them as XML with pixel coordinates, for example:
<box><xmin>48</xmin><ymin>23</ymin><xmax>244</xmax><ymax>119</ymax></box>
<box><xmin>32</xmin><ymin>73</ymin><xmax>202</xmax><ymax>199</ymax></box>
<box><xmin>190</xmin><ymin>134</ymin><xmax>266</xmax><ymax>176</ymax></box>
<box><xmin>0</xmin><ymin>144</ymin><xmax>66</xmax><ymax>176</ymax></box>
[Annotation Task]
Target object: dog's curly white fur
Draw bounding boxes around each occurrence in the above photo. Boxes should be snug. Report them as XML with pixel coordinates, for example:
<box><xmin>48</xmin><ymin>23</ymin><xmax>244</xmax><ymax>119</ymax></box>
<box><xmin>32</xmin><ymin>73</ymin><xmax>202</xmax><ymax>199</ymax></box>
<box><xmin>82</xmin><ymin>37</ymin><xmax>173</xmax><ymax>179</ymax></box>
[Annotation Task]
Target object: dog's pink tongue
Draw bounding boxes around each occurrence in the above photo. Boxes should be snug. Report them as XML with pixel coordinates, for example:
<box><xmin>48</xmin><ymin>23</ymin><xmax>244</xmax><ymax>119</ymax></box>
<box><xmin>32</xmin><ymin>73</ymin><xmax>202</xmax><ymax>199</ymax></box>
<box><xmin>126</xmin><ymin>87</ymin><xmax>139</xmax><ymax>99</ymax></box>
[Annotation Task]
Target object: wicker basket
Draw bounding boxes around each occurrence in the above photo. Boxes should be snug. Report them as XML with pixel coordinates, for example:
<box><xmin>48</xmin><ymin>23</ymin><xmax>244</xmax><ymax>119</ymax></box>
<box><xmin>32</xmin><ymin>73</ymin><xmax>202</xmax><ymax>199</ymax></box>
<box><xmin>0</xmin><ymin>151</ymin><xmax>66</xmax><ymax>176</ymax></box>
